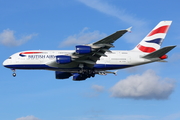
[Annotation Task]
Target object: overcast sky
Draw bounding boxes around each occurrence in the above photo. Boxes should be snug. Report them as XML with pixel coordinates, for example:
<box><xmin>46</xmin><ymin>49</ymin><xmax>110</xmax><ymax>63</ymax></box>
<box><xmin>1</xmin><ymin>0</ymin><xmax>180</xmax><ymax>120</ymax></box>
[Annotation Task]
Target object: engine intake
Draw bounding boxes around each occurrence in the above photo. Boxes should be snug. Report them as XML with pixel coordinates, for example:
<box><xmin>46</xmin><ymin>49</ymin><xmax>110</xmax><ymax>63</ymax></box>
<box><xmin>76</xmin><ymin>45</ymin><xmax>91</xmax><ymax>54</ymax></box>
<box><xmin>56</xmin><ymin>55</ymin><xmax>71</xmax><ymax>64</ymax></box>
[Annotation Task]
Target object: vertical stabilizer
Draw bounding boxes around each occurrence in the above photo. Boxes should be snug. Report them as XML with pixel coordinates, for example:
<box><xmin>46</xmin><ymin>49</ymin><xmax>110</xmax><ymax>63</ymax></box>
<box><xmin>133</xmin><ymin>21</ymin><xmax>172</xmax><ymax>53</ymax></box>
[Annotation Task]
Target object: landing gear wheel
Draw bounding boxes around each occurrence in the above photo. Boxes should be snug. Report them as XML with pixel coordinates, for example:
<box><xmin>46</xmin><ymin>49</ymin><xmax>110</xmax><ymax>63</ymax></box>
<box><xmin>11</xmin><ymin>69</ymin><xmax>16</xmax><ymax>77</ymax></box>
<box><xmin>12</xmin><ymin>73</ymin><xmax>16</xmax><ymax>77</ymax></box>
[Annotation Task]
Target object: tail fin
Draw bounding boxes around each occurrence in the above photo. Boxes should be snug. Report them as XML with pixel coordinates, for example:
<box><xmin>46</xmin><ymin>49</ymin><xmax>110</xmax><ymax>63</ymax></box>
<box><xmin>133</xmin><ymin>21</ymin><xmax>172</xmax><ymax>53</ymax></box>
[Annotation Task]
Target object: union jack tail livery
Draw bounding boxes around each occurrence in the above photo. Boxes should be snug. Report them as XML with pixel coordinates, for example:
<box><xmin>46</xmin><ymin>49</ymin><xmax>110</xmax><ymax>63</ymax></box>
<box><xmin>133</xmin><ymin>21</ymin><xmax>172</xmax><ymax>53</ymax></box>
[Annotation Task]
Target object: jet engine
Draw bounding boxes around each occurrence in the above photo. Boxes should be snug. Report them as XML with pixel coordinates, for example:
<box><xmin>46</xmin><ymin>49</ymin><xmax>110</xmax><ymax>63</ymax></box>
<box><xmin>56</xmin><ymin>55</ymin><xmax>71</xmax><ymax>64</ymax></box>
<box><xmin>73</xmin><ymin>71</ymin><xmax>95</xmax><ymax>81</ymax></box>
<box><xmin>73</xmin><ymin>73</ymin><xmax>88</xmax><ymax>81</ymax></box>
<box><xmin>76</xmin><ymin>45</ymin><xmax>91</xmax><ymax>54</ymax></box>
<box><xmin>55</xmin><ymin>71</ymin><xmax>72</xmax><ymax>79</ymax></box>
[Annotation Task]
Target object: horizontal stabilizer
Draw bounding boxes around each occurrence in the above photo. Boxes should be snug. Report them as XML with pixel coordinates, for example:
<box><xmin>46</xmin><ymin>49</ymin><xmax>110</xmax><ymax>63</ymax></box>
<box><xmin>142</xmin><ymin>45</ymin><xmax>176</xmax><ymax>59</ymax></box>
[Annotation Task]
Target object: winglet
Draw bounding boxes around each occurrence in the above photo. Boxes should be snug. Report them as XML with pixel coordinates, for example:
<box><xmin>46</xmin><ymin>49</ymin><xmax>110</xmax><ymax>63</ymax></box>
<box><xmin>113</xmin><ymin>70</ymin><xmax>118</xmax><ymax>76</ymax></box>
<box><xmin>126</xmin><ymin>27</ymin><xmax>132</xmax><ymax>32</ymax></box>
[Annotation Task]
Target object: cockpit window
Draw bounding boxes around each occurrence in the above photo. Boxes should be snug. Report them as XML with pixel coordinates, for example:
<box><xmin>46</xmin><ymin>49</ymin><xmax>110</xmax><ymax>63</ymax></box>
<box><xmin>8</xmin><ymin>57</ymin><xmax>12</xmax><ymax>59</ymax></box>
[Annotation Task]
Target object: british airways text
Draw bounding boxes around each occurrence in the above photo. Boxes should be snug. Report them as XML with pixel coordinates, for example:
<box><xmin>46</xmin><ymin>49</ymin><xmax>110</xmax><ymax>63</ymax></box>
<box><xmin>28</xmin><ymin>55</ymin><xmax>56</xmax><ymax>59</ymax></box>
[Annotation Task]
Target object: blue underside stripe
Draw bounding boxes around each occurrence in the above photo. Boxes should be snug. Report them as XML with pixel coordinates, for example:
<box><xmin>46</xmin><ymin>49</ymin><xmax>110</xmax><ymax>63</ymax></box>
<box><xmin>4</xmin><ymin>64</ymin><xmax>132</xmax><ymax>70</ymax></box>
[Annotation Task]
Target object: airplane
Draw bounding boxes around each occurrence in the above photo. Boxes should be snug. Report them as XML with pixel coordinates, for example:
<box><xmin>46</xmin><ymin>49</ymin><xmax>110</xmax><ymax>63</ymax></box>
<box><xmin>3</xmin><ymin>21</ymin><xmax>176</xmax><ymax>81</ymax></box>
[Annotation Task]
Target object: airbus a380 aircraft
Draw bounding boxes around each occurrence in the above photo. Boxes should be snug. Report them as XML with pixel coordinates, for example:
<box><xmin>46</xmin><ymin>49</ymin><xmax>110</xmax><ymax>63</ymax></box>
<box><xmin>3</xmin><ymin>21</ymin><xmax>176</xmax><ymax>81</ymax></box>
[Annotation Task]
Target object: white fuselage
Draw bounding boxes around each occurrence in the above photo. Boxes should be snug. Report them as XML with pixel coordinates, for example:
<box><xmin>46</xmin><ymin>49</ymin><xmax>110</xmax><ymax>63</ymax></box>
<box><xmin>3</xmin><ymin>50</ymin><xmax>158</xmax><ymax>72</ymax></box>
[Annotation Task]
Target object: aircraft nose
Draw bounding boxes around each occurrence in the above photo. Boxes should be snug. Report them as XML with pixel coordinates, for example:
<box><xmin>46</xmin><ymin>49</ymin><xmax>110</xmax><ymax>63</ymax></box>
<box><xmin>3</xmin><ymin>59</ymin><xmax>9</xmax><ymax>67</ymax></box>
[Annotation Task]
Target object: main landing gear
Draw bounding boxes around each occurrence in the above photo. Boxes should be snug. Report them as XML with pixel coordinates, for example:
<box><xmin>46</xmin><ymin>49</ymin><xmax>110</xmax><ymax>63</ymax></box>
<box><xmin>11</xmin><ymin>69</ymin><xmax>16</xmax><ymax>77</ymax></box>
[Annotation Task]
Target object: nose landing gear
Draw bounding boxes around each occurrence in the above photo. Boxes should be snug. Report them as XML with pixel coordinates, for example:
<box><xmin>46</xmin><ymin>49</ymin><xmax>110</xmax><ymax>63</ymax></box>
<box><xmin>11</xmin><ymin>69</ymin><xmax>16</xmax><ymax>77</ymax></box>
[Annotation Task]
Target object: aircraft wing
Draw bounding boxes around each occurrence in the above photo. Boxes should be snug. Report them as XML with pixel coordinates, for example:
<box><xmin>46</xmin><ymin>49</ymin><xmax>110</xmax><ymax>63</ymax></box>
<box><xmin>70</xmin><ymin>28</ymin><xmax>131</xmax><ymax>67</ymax></box>
<box><xmin>92</xmin><ymin>27</ymin><xmax>131</xmax><ymax>45</ymax></box>
<box><xmin>47</xmin><ymin>28</ymin><xmax>131</xmax><ymax>68</ymax></box>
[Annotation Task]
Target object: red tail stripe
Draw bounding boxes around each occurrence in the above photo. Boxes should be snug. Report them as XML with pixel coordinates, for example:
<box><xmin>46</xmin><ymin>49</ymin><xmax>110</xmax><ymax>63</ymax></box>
<box><xmin>20</xmin><ymin>52</ymin><xmax>43</xmax><ymax>54</ymax></box>
<box><xmin>137</xmin><ymin>44</ymin><xmax>156</xmax><ymax>53</ymax></box>
<box><xmin>147</xmin><ymin>25</ymin><xmax>169</xmax><ymax>37</ymax></box>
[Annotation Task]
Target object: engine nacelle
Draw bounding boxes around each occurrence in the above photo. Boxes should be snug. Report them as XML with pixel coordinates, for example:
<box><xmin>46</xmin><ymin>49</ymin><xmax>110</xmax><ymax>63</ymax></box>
<box><xmin>76</xmin><ymin>45</ymin><xmax>91</xmax><ymax>54</ymax></box>
<box><xmin>73</xmin><ymin>73</ymin><xmax>88</xmax><ymax>81</ymax></box>
<box><xmin>55</xmin><ymin>71</ymin><xmax>72</xmax><ymax>79</ymax></box>
<box><xmin>56</xmin><ymin>55</ymin><xmax>71</xmax><ymax>64</ymax></box>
